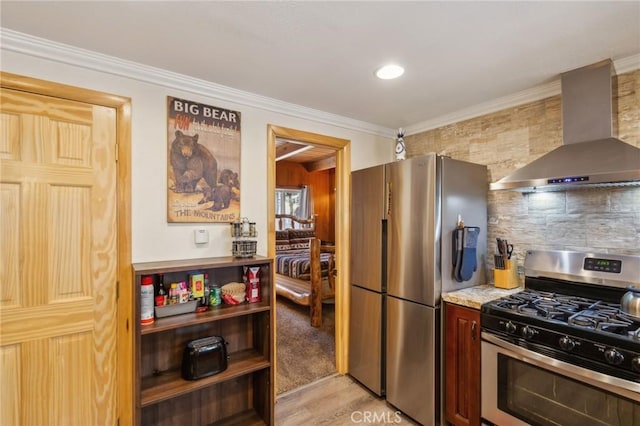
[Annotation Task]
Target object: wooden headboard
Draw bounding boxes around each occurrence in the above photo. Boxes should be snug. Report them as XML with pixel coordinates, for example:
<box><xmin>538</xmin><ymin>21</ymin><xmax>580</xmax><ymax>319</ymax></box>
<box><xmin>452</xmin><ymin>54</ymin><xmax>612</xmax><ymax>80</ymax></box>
<box><xmin>275</xmin><ymin>214</ymin><xmax>316</xmax><ymax>231</ymax></box>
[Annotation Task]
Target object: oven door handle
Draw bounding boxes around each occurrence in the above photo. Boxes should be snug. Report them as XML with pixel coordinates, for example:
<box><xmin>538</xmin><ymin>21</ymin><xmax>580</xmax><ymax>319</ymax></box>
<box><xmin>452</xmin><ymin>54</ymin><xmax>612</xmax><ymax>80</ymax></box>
<box><xmin>481</xmin><ymin>332</ymin><xmax>640</xmax><ymax>399</ymax></box>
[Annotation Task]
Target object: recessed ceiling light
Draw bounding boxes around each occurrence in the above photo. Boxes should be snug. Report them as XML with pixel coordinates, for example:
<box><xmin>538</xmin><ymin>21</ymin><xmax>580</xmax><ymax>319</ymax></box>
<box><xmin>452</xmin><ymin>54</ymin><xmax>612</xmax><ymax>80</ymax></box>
<box><xmin>375</xmin><ymin>64</ymin><xmax>405</xmax><ymax>80</ymax></box>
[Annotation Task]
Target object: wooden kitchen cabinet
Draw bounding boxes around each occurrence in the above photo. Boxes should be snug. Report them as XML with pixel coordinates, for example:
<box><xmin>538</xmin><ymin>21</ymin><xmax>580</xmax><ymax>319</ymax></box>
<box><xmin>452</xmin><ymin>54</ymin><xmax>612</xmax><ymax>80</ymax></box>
<box><xmin>132</xmin><ymin>256</ymin><xmax>274</xmax><ymax>426</ymax></box>
<box><xmin>444</xmin><ymin>302</ymin><xmax>481</xmax><ymax>426</ymax></box>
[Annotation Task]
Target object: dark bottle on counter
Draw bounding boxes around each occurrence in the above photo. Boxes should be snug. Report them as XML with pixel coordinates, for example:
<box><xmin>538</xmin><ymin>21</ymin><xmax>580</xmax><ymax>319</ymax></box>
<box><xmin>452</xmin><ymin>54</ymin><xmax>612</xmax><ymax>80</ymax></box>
<box><xmin>155</xmin><ymin>274</ymin><xmax>167</xmax><ymax>307</ymax></box>
<box><xmin>202</xmin><ymin>273</ymin><xmax>210</xmax><ymax>306</ymax></box>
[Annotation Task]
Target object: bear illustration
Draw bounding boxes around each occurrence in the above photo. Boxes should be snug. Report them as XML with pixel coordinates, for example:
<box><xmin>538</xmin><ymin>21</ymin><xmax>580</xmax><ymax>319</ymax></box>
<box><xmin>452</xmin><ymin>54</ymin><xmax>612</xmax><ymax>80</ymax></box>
<box><xmin>218</xmin><ymin>169</ymin><xmax>240</xmax><ymax>189</ymax></box>
<box><xmin>170</xmin><ymin>130</ymin><xmax>217</xmax><ymax>193</ymax></box>
<box><xmin>198</xmin><ymin>184</ymin><xmax>233</xmax><ymax>211</ymax></box>
<box><xmin>218</xmin><ymin>169</ymin><xmax>240</xmax><ymax>201</ymax></box>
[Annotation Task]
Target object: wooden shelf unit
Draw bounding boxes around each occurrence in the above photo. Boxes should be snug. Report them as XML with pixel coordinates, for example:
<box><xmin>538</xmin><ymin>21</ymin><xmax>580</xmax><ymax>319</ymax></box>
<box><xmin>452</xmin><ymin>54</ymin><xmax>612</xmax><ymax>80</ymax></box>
<box><xmin>133</xmin><ymin>256</ymin><xmax>274</xmax><ymax>426</ymax></box>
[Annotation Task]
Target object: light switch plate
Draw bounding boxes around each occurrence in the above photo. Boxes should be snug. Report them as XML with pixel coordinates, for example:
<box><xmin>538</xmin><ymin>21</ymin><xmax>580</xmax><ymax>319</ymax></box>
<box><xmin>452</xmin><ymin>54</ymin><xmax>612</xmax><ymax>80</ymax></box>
<box><xmin>194</xmin><ymin>229</ymin><xmax>209</xmax><ymax>244</ymax></box>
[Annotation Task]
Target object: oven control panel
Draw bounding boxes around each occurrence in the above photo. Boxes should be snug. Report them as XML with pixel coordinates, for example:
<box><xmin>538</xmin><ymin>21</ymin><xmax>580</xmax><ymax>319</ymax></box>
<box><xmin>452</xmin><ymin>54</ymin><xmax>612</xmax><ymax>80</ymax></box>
<box><xmin>583</xmin><ymin>257</ymin><xmax>622</xmax><ymax>274</ymax></box>
<box><xmin>524</xmin><ymin>250</ymin><xmax>639</xmax><ymax>288</ymax></box>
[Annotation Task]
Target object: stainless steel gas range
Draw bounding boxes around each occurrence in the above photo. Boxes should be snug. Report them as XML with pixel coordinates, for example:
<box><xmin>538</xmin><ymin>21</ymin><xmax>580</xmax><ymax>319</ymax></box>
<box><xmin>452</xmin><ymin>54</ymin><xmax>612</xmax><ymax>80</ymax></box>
<box><xmin>480</xmin><ymin>250</ymin><xmax>640</xmax><ymax>426</ymax></box>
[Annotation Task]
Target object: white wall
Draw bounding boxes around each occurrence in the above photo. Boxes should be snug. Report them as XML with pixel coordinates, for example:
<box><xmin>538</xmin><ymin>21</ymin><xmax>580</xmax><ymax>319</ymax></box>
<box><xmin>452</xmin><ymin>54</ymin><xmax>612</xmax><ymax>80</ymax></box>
<box><xmin>1</xmin><ymin>48</ymin><xmax>393</xmax><ymax>262</ymax></box>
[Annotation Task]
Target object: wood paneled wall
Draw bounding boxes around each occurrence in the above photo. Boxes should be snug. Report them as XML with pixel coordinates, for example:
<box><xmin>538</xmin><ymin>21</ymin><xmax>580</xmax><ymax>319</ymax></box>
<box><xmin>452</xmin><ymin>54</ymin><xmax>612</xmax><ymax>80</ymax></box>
<box><xmin>275</xmin><ymin>161</ymin><xmax>335</xmax><ymax>243</ymax></box>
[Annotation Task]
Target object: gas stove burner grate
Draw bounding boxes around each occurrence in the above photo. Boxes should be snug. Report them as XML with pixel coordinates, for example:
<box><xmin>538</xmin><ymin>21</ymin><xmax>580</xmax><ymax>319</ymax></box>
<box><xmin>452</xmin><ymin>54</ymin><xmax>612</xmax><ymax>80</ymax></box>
<box><xmin>496</xmin><ymin>299</ymin><xmax>525</xmax><ymax>310</ymax></box>
<box><xmin>514</xmin><ymin>290</ymin><xmax>553</xmax><ymax>302</ymax></box>
<box><xmin>517</xmin><ymin>306</ymin><xmax>539</xmax><ymax>316</ymax></box>
<box><xmin>555</xmin><ymin>296</ymin><xmax>598</xmax><ymax>309</ymax></box>
<box><xmin>563</xmin><ymin>304</ymin><xmax>624</xmax><ymax>329</ymax></box>
<box><xmin>486</xmin><ymin>289</ymin><xmax>640</xmax><ymax>339</ymax></box>
<box><xmin>597</xmin><ymin>318</ymin><xmax>633</xmax><ymax>334</ymax></box>
<box><xmin>534</xmin><ymin>303</ymin><xmax>581</xmax><ymax>321</ymax></box>
<box><xmin>536</xmin><ymin>300</ymin><xmax>561</xmax><ymax>309</ymax></box>
<box><xmin>618</xmin><ymin>311</ymin><xmax>640</xmax><ymax>323</ymax></box>
<box><xmin>568</xmin><ymin>311</ymin><xmax>605</xmax><ymax>328</ymax></box>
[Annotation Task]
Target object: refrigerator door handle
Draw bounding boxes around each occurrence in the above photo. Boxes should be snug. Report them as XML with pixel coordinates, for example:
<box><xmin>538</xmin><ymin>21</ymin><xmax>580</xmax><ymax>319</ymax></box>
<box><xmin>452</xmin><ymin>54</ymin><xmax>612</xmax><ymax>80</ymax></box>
<box><xmin>385</xmin><ymin>181</ymin><xmax>391</xmax><ymax>217</ymax></box>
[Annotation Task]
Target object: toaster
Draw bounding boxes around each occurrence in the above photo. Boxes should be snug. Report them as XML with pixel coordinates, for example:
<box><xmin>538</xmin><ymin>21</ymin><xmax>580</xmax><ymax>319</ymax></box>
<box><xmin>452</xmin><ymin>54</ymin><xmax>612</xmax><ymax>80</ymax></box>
<box><xmin>181</xmin><ymin>336</ymin><xmax>228</xmax><ymax>380</ymax></box>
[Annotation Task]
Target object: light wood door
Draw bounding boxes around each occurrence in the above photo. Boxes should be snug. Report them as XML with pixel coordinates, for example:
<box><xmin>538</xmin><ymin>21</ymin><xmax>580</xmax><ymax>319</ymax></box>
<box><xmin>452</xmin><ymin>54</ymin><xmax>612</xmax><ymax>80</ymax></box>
<box><xmin>0</xmin><ymin>88</ymin><xmax>118</xmax><ymax>425</ymax></box>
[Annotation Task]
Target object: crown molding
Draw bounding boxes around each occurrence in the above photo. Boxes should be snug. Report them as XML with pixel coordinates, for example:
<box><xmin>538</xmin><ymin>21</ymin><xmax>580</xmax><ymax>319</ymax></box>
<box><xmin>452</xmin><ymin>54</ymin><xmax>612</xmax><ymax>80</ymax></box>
<box><xmin>615</xmin><ymin>53</ymin><xmax>640</xmax><ymax>74</ymax></box>
<box><xmin>0</xmin><ymin>28</ymin><xmax>392</xmax><ymax>138</ymax></box>
<box><xmin>405</xmin><ymin>53</ymin><xmax>640</xmax><ymax>136</ymax></box>
<box><xmin>3</xmin><ymin>29</ymin><xmax>637</xmax><ymax>140</ymax></box>
<box><xmin>405</xmin><ymin>80</ymin><xmax>561</xmax><ymax>136</ymax></box>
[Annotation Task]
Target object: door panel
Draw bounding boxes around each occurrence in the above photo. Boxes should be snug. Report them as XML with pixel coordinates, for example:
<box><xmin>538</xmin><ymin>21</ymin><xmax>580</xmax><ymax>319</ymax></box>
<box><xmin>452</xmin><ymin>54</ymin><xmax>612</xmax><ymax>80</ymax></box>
<box><xmin>348</xmin><ymin>285</ymin><xmax>384</xmax><ymax>396</ymax></box>
<box><xmin>440</xmin><ymin>157</ymin><xmax>488</xmax><ymax>294</ymax></box>
<box><xmin>386</xmin><ymin>154</ymin><xmax>438</xmax><ymax>305</ymax></box>
<box><xmin>350</xmin><ymin>165</ymin><xmax>384</xmax><ymax>292</ymax></box>
<box><xmin>0</xmin><ymin>88</ymin><xmax>117</xmax><ymax>425</ymax></box>
<box><xmin>386</xmin><ymin>296</ymin><xmax>439</xmax><ymax>426</ymax></box>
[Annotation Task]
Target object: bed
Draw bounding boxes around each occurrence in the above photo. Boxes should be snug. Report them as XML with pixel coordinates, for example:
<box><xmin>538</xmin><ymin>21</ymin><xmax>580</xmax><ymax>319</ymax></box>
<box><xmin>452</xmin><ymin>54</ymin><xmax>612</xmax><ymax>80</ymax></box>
<box><xmin>275</xmin><ymin>214</ymin><xmax>335</xmax><ymax>327</ymax></box>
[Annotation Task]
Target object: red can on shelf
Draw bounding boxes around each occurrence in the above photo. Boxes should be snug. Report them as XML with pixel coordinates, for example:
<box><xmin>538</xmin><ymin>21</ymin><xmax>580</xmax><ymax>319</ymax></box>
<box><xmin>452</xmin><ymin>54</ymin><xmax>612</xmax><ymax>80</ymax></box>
<box><xmin>140</xmin><ymin>275</ymin><xmax>155</xmax><ymax>325</ymax></box>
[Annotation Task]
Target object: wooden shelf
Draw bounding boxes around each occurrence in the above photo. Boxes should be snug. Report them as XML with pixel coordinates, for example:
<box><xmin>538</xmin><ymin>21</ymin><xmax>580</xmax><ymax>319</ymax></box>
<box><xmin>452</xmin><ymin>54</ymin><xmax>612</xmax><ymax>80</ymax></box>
<box><xmin>140</xmin><ymin>300</ymin><xmax>270</xmax><ymax>335</ymax></box>
<box><xmin>133</xmin><ymin>256</ymin><xmax>274</xmax><ymax>425</ymax></box>
<box><xmin>133</xmin><ymin>256</ymin><xmax>271</xmax><ymax>275</ymax></box>
<box><xmin>141</xmin><ymin>349</ymin><xmax>270</xmax><ymax>407</ymax></box>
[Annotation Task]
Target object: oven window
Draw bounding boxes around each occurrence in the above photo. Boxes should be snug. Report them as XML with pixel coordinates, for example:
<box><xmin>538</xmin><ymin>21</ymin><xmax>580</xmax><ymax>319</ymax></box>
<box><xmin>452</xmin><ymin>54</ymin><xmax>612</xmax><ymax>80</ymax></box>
<box><xmin>497</xmin><ymin>354</ymin><xmax>640</xmax><ymax>426</ymax></box>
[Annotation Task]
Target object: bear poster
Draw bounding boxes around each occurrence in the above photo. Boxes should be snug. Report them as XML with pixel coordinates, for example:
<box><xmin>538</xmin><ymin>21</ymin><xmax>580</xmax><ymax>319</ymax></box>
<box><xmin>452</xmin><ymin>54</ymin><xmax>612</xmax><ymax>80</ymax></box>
<box><xmin>167</xmin><ymin>96</ymin><xmax>241</xmax><ymax>223</ymax></box>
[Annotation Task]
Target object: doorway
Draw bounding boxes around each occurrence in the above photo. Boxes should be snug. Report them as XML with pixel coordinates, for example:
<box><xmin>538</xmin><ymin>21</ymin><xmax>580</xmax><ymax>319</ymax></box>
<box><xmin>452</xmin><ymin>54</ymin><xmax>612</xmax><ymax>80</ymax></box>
<box><xmin>266</xmin><ymin>125</ymin><xmax>351</xmax><ymax>390</ymax></box>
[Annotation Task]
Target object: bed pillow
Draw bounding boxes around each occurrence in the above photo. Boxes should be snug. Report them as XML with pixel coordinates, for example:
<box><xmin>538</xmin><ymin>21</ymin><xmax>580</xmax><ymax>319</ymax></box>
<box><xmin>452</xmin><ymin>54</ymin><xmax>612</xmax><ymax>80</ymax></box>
<box><xmin>275</xmin><ymin>230</ymin><xmax>292</xmax><ymax>252</ymax></box>
<box><xmin>288</xmin><ymin>229</ymin><xmax>315</xmax><ymax>249</ymax></box>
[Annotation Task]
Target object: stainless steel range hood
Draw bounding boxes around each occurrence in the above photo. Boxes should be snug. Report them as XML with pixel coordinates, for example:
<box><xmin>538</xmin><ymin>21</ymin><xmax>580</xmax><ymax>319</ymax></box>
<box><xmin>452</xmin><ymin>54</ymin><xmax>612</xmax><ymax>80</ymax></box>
<box><xmin>490</xmin><ymin>59</ymin><xmax>640</xmax><ymax>192</ymax></box>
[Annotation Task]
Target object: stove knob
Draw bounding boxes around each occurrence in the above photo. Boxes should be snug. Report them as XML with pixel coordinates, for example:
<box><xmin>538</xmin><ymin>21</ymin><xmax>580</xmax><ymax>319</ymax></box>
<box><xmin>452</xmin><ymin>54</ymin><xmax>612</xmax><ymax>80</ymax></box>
<box><xmin>505</xmin><ymin>321</ymin><xmax>517</xmax><ymax>334</ymax></box>
<box><xmin>632</xmin><ymin>357</ymin><xmax>640</xmax><ymax>372</ymax></box>
<box><xmin>521</xmin><ymin>326</ymin><xmax>535</xmax><ymax>339</ymax></box>
<box><xmin>604</xmin><ymin>349</ymin><xmax>624</xmax><ymax>366</ymax></box>
<box><xmin>559</xmin><ymin>336</ymin><xmax>575</xmax><ymax>351</ymax></box>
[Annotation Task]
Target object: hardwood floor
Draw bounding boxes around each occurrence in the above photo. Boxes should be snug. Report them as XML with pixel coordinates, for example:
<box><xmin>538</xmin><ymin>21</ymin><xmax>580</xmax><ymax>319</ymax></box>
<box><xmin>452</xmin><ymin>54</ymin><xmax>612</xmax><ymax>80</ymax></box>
<box><xmin>275</xmin><ymin>374</ymin><xmax>419</xmax><ymax>425</ymax></box>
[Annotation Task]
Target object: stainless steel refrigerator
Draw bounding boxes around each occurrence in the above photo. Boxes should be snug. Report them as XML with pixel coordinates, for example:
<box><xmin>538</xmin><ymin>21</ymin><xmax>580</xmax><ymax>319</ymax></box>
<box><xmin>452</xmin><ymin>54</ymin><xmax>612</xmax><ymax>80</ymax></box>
<box><xmin>349</xmin><ymin>154</ymin><xmax>487</xmax><ymax>425</ymax></box>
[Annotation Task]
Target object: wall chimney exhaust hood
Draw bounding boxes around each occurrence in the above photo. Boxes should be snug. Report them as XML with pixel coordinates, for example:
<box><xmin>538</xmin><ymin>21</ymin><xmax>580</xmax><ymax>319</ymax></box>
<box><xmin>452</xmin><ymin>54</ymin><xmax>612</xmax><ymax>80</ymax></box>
<box><xmin>490</xmin><ymin>59</ymin><xmax>640</xmax><ymax>192</ymax></box>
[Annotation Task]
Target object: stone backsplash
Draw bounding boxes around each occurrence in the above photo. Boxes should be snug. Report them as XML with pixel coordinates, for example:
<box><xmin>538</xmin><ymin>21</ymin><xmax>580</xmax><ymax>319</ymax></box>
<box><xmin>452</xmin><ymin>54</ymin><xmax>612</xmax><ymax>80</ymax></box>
<box><xmin>405</xmin><ymin>69</ymin><xmax>640</xmax><ymax>274</ymax></box>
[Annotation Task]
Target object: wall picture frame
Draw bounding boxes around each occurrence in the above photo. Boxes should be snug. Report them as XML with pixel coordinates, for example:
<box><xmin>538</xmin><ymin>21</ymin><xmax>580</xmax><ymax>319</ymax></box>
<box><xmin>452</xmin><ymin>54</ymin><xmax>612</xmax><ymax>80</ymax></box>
<box><xmin>167</xmin><ymin>96</ymin><xmax>241</xmax><ymax>223</ymax></box>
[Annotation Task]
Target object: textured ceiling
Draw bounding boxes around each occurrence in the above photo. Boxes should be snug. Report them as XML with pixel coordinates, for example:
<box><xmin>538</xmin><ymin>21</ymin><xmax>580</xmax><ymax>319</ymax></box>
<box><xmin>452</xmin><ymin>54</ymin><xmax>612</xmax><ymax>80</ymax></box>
<box><xmin>1</xmin><ymin>1</ymin><xmax>639</xmax><ymax>131</ymax></box>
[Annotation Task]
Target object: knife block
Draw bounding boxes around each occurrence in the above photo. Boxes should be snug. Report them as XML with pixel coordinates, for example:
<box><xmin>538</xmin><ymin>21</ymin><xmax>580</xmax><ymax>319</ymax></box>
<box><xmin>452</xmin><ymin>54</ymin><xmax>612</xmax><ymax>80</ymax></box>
<box><xmin>494</xmin><ymin>260</ymin><xmax>519</xmax><ymax>289</ymax></box>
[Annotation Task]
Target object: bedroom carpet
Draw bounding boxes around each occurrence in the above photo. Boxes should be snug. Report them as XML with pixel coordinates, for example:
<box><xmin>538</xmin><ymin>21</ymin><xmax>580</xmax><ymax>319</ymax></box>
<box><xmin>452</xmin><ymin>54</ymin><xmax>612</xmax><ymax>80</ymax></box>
<box><xmin>276</xmin><ymin>297</ymin><xmax>336</xmax><ymax>395</ymax></box>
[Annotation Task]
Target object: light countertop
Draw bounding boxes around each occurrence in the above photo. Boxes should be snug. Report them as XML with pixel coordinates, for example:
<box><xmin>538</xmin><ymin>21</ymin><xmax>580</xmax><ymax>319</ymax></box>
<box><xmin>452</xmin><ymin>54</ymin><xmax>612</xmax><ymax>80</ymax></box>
<box><xmin>442</xmin><ymin>284</ymin><xmax>524</xmax><ymax>310</ymax></box>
